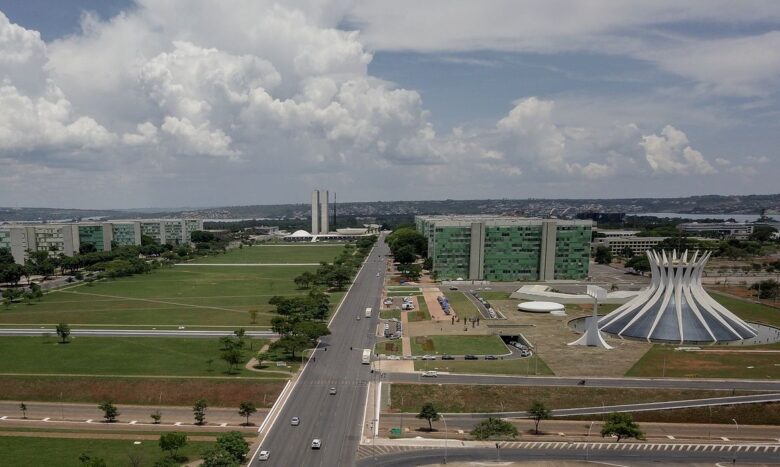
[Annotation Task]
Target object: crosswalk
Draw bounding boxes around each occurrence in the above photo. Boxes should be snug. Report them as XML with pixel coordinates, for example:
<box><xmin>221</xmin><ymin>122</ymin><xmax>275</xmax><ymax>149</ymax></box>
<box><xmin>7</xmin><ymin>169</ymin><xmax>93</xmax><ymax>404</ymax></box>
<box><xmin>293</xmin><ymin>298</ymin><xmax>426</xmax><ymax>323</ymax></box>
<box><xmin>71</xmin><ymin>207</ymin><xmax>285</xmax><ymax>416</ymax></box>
<box><xmin>357</xmin><ymin>441</ymin><xmax>780</xmax><ymax>459</ymax></box>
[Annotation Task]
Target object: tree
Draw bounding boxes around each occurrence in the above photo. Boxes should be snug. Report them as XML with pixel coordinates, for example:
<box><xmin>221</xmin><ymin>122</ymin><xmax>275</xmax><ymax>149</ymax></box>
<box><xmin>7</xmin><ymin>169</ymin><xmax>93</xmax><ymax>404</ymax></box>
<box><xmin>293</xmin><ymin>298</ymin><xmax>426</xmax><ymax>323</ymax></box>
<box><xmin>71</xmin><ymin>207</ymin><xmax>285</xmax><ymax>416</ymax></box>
<box><xmin>594</xmin><ymin>246</ymin><xmax>613</xmax><ymax>265</ymax></box>
<box><xmin>193</xmin><ymin>399</ymin><xmax>208</xmax><ymax>425</ymax></box>
<box><xmin>0</xmin><ymin>247</ymin><xmax>14</xmax><ymax>266</ymax></box>
<box><xmin>56</xmin><ymin>323</ymin><xmax>71</xmax><ymax>343</ymax></box>
<box><xmin>601</xmin><ymin>412</ymin><xmax>644</xmax><ymax>442</ymax></box>
<box><xmin>422</xmin><ymin>257</ymin><xmax>433</xmax><ymax>270</ymax></box>
<box><xmin>201</xmin><ymin>447</ymin><xmax>239</xmax><ymax>467</ymax></box>
<box><xmin>751</xmin><ymin>279</ymin><xmax>780</xmax><ymax>299</ymax></box>
<box><xmin>527</xmin><ymin>400</ymin><xmax>551</xmax><ymax>434</ymax></box>
<box><xmin>79</xmin><ymin>453</ymin><xmax>108</xmax><ymax>467</ymax></box>
<box><xmin>150</xmin><ymin>409</ymin><xmax>162</xmax><ymax>424</ymax></box>
<box><xmin>158</xmin><ymin>432</ymin><xmax>187</xmax><ymax>459</ymax></box>
<box><xmin>216</xmin><ymin>431</ymin><xmax>250</xmax><ymax>463</ymax></box>
<box><xmin>417</xmin><ymin>402</ymin><xmax>440</xmax><ymax>431</ymax></box>
<box><xmin>238</xmin><ymin>401</ymin><xmax>257</xmax><ymax>426</ymax></box>
<box><xmin>98</xmin><ymin>401</ymin><xmax>119</xmax><ymax>423</ymax></box>
<box><xmin>749</xmin><ymin>225</ymin><xmax>778</xmax><ymax>242</ymax></box>
<box><xmin>394</xmin><ymin>244</ymin><xmax>416</xmax><ymax>265</ymax></box>
<box><xmin>293</xmin><ymin>271</ymin><xmax>316</xmax><ymax>289</ymax></box>
<box><xmin>221</xmin><ymin>346</ymin><xmax>244</xmax><ymax>374</ymax></box>
<box><xmin>20</xmin><ymin>402</ymin><xmax>27</xmax><ymax>419</ymax></box>
<box><xmin>0</xmin><ymin>263</ymin><xmax>24</xmax><ymax>285</ymax></box>
<box><xmin>625</xmin><ymin>254</ymin><xmax>650</xmax><ymax>275</ymax></box>
<box><xmin>248</xmin><ymin>309</ymin><xmax>259</xmax><ymax>324</ymax></box>
<box><xmin>471</xmin><ymin>417</ymin><xmax>519</xmax><ymax>440</ymax></box>
<box><xmin>79</xmin><ymin>243</ymin><xmax>97</xmax><ymax>254</ymax></box>
<box><xmin>190</xmin><ymin>231</ymin><xmax>216</xmax><ymax>243</ymax></box>
<box><xmin>276</xmin><ymin>334</ymin><xmax>310</xmax><ymax>358</ymax></box>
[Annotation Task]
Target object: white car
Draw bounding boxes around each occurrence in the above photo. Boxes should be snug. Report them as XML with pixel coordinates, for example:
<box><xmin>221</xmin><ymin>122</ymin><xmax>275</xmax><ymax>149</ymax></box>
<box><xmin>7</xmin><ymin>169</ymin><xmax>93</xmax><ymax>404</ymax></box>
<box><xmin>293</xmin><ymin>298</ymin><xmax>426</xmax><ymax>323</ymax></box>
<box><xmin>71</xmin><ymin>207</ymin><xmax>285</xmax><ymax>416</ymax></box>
<box><xmin>291</xmin><ymin>416</ymin><xmax>300</xmax><ymax>426</ymax></box>
<box><xmin>422</xmin><ymin>371</ymin><xmax>438</xmax><ymax>377</ymax></box>
<box><xmin>258</xmin><ymin>450</ymin><xmax>270</xmax><ymax>460</ymax></box>
<box><xmin>421</xmin><ymin>355</ymin><xmax>436</xmax><ymax>360</ymax></box>
<box><xmin>376</xmin><ymin>272</ymin><xmax>380</xmax><ymax>277</ymax></box>
<box><xmin>311</xmin><ymin>439</ymin><xmax>322</xmax><ymax>449</ymax></box>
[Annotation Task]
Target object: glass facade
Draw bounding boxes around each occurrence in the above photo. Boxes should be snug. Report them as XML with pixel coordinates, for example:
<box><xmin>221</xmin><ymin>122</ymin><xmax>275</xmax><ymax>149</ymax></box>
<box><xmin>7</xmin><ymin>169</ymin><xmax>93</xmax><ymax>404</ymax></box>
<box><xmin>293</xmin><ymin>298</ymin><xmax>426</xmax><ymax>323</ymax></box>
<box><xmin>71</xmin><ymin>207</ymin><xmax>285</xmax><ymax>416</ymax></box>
<box><xmin>483</xmin><ymin>225</ymin><xmax>543</xmax><ymax>280</ymax></box>
<box><xmin>432</xmin><ymin>226</ymin><xmax>471</xmax><ymax>280</ymax></box>
<box><xmin>112</xmin><ymin>223</ymin><xmax>138</xmax><ymax>246</ymax></box>
<box><xmin>140</xmin><ymin>222</ymin><xmax>163</xmax><ymax>243</ymax></box>
<box><xmin>553</xmin><ymin>225</ymin><xmax>590</xmax><ymax>279</ymax></box>
<box><xmin>78</xmin><ymin>225</ymin><xmax>105</xmax><ymax>252</ymax></box>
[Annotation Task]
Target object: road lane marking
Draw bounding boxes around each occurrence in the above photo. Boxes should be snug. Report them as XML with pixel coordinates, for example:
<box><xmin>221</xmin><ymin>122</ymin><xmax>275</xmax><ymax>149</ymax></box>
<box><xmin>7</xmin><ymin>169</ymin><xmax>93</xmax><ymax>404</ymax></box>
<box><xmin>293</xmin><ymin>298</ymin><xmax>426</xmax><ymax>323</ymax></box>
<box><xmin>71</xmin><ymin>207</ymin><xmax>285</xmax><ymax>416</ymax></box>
<box><xmin>0</xmin><ymin>416</ymin><xmax>6</xmax><ymax>420</ymax></box>
<box><xmin>721</xmin><ymin>437</ymin><xmax>729</xmax><ymax>441</ymax></box>
<box><xmin>220</xmin><ymin>422</ymin><xmax>228</xmax><ymax>427</ymax></box>
<box><xmin>129</xmin><ymin>420</ymin><xmax>137</xmax><ymax>424</ymax></box>
<box><xmin>667</xmin><ymin>435</ymin><xmax>675</xmax><ymax>440</ymax></box>
<box><xmin>42</xmin><ymin>417</ymin><xmax>50</xmax><ymax>421</ymax></box>
<box><xmin>175</xmin><ymin>422</ymin><xmax>182</xmax><ymax>426</ymax></box>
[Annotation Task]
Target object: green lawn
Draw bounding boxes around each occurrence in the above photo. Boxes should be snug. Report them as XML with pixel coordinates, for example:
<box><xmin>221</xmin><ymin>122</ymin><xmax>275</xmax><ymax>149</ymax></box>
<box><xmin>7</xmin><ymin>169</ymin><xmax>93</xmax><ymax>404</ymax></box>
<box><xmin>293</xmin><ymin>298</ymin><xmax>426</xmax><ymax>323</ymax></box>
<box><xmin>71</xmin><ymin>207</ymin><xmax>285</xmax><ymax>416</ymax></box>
<box><xmin>443</xmin><ymin>291</ymin><xmax>480</xmax><ymax>319</ymax></box>
<box><xmin>0</xmin><ymin>435</ymin><xmax>213</xmax><ymax>467</ymax></box>
<box><xmin>192</xmin><ymin>244</ymin><xmax>345</xmax><ymax>264</ymax></box>
<box><xmin>407</xmin><ymin>298</ymin><xmax>430</xmax><ymax>322</ymax></box>
<box><xmin>380</xmin><ymin>310</ymin><xmax>402</xmax><ymax>320</ymax></box>
<box><xmin>375</xmin><ymin>340</ymin><xmax>403</xmax><ymax>356</ymax></box>
<box><xmin>0</xmin><ymin>264</ymin><xmax>343</xmax><ymax>327</ymax></box>
<box><xmin>711</xmin><ymin>292</ymin><xmax>780</xmax><ymax>327</ymax></box>
<box><xmin>0</xmin><ymin>336</ymin><xmax>278</xmax><ymax>378</ymax></box>
<box><xmin>626</xmin><ymin>345</ymin><xmax>780</xmax><ymax>379</ymax></box>
<box><xmin>414</xmin><ymin>356</ymin><xmax>553</xmax><ymax>376</ymax></box>
<box><xmin>475</xmin><ymin>291</ymin><xmax>511</xmax><ymax>300</ymax></box>
<box><xmin>387</xmin><ymin>291</ymin><xmax>423</xmax><ymax>297</ymax></box>
<box><xmin>409</xmin><ymin>335</ymin><xmax>508</xmax><ymax>355</ymax></box>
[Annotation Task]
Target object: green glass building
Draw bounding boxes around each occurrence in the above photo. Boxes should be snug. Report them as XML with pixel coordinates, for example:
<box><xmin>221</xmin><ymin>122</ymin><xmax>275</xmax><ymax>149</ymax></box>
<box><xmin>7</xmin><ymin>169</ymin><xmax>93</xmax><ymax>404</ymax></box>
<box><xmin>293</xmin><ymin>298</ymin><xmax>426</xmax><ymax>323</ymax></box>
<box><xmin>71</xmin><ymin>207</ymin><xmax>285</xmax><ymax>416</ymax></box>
<box><xmin>416</xmin><ymin>215</ymin><xmax>591</xmax><ymax>281</ymax></box>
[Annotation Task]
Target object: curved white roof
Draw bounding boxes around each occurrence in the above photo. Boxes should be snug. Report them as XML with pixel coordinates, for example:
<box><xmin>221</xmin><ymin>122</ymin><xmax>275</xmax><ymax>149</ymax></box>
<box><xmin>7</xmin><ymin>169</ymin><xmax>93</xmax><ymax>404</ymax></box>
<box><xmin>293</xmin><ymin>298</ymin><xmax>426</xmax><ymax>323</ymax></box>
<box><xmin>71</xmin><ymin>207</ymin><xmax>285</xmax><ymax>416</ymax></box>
<box><xmin>517</xmin><ymin>301</ymin><xmax>565</xmax><ymax>313</ymax></box>
<box><xmin>290</xmin><ymin>230</ymin><xmax>312</xmax><ymax>237</ymax></box>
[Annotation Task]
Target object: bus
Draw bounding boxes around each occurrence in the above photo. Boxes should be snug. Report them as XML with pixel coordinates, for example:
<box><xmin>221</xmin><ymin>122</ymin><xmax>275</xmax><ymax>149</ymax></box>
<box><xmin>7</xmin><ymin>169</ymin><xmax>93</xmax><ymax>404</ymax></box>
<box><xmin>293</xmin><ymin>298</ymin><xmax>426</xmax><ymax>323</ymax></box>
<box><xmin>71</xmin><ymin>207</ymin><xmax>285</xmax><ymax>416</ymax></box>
<box><xmin>365</xmin><ymin>307</ymin><xmax>372</xmax><ymax>318</ymax></box>
<box><xmin>361</xmin><ymin>349</ymin><xmax>372</xmax><ymax>364</ymax></box>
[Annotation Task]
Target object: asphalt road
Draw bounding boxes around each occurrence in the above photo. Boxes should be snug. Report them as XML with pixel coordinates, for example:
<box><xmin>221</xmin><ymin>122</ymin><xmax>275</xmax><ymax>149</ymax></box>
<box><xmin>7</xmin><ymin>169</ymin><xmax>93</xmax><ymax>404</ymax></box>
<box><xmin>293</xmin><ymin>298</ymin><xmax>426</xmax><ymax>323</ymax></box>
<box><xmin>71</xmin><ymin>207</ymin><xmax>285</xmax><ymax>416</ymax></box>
<box><xmin>253</xmin><ymin>236</ymin><xmax>389</xmax><ymax>466</ymax></box>
<box><xmin>0</xmin><ymin>329</ymin><xmax>276</xmax><ymax>338</ymax></box>
<box><xmin>386</xmin><ymin>373</ymin><xmax>780</xmax><ymax>391</ymax></box>
<box><xmin>357</xmin><ymin>444</ymin><xmax>780</xmax><ymax>466</ymax></box>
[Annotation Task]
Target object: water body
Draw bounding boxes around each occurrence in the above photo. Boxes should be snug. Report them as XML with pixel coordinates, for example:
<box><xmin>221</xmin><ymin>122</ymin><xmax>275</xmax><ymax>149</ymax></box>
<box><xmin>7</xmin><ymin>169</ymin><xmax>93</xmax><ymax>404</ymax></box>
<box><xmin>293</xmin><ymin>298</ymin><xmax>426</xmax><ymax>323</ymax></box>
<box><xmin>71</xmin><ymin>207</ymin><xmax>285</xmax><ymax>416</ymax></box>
<box><xmin>638</xmin><ymin>212</ymin><xmax>761</xmax><ymax>222</ymax></box>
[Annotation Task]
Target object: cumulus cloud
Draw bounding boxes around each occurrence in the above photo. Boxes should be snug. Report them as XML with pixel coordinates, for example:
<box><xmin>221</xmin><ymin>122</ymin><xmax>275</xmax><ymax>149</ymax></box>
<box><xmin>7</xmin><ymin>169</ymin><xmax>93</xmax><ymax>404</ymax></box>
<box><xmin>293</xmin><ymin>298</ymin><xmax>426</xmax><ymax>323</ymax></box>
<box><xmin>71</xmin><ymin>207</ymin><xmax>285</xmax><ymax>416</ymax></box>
<box><xmin>640</xmin><ymin>125</ymin><xmax>716</xmax><ymax>175</ymax></box>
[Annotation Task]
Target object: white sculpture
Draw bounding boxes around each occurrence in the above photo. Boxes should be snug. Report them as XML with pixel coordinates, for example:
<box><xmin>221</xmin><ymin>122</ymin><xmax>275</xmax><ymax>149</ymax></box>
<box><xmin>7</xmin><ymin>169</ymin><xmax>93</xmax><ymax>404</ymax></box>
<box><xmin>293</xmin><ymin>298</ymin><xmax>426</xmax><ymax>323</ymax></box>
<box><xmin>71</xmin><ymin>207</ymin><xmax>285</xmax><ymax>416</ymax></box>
<box><xmin>569</xmin><ymin>285</ymin><xmax>613</xmax><ymax>349</ymax></box>
<box><xmin>599</xmin><ymin>250</ymin><xmax>757</xmax><ymax>344</ymax></box>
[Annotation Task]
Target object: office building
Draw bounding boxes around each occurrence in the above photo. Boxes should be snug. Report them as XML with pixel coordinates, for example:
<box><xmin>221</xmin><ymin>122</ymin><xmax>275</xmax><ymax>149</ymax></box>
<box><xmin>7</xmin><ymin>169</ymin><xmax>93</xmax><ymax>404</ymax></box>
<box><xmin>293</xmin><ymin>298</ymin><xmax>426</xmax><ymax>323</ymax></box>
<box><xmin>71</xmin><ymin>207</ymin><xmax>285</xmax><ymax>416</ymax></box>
<box><xmin>0</xmin><ymin>219</ymin><xmax>203</xmax><ymax>265</ymax></box>
<box><xmin>677</xmin><ymin>222</ymin><xmax>754</xmax><ymax>239</ymax></box>
<box><xmin>311</xmin><ymin>190</ymin><xmax>329</xmax><ymax>235</ymax></box>
<box><xmin>415</xmin><ymin>215</ymin><xmax>592</xmax><ymax>281</ymax></box>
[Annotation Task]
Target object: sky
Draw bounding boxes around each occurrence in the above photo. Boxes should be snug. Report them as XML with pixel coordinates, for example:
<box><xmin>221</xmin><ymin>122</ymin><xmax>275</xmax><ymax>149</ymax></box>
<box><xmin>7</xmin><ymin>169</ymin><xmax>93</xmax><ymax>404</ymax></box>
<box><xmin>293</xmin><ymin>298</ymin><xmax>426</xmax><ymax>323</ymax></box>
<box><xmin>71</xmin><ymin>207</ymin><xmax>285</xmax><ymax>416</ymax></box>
<box><xmin>0</xmin><ymin>1</ymin><xmax>778</xmax><ymax>209</ymax></box>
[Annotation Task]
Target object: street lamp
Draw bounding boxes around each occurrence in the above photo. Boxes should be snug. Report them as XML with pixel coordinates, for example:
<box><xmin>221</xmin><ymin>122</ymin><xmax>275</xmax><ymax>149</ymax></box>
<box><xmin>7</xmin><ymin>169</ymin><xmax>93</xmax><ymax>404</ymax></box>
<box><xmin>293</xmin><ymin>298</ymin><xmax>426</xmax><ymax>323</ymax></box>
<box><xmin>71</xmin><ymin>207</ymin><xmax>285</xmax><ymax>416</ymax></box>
<box><xmin>586</xmin><ymin>421</ymin><xmax>594</xmax><ymax>461</ymax></box>
<box><xmin>732</xmin><ymin>418</ymin><xmax>739</xmax><ymax>464</ymax></box>
<box><xmin>441</xmin><ymin>413</ymin><xmax>448</xmax><ymax>464</ymax></box>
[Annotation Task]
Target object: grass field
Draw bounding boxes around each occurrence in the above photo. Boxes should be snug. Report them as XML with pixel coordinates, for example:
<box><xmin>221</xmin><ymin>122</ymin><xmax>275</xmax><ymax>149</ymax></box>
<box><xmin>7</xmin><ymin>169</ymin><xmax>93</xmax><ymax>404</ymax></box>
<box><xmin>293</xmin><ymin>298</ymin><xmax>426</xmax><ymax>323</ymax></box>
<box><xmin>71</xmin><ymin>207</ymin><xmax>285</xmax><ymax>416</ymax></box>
<box><xmin>475</xmin><ymin>291</ymin><xmax>511</xmax><ymax>300</ymax></box>
<box><xmin>409</xmin><ymin>335</ymin><xmax>508</xmax><ymax>355</ymax></box>
<box><xmin>0</xmin><ymin>435</ymin><xmax>213</xmax><ymax>467</ymax></box>
<box><xmin>0</xmin><ymin>336</ymin><xmax>281</xmax><ymax>378</ymax></box>
<box><xmin>0</xmin><ymin>375</ymin><xmax>286</xmax><ymax>406</ymax></box>
<box><xmin>0</xmin><ymin>260</ymin><xmax>343</xmax><ymax>328</ymax></box>
<box><xmin>582</xmin><ymin>402</ymin><xmax>780</xmax><ymax>425</ymax></box>
<box><xmin>387</xmin><ymin>291</ymin><xmax>423</xmax><ymax>297</ymax></box>
<box><xmin>380</xmin><ymin>310</ymin><xmax>402</xmax><ymax>320</ymax></box>
<box><xmin>388</xmin><ymin>384</ymin><xmax>758</xmax><ymax>413</ymax></box>
<box><xmin>443</xmin><ymin>292</ymin><xmax>480</xmax><ymax>319</ymax></box>
<box><xmin>407</xmin><ymin>298</ymin><xmax>430</xmax><ymax>322</ymax></box>
<box><xmin>192</xmin><ymin>244</ymin><xmax>345</xmax><ymax>264</ymax></box>
<box><xmin>711</xmin><ymin>292</ymin><xmax>780</xmax><ymax>327</ymax></box>
<box><xmin>626</xmin><ymin>345</ymin><xmax>780</xmax><ymax>379</ymax></box>
<box><xmin>413</xmin><ymin>357</ymin><xmax>553</xmax><ymax>376</ymax></box>
<box><xmin>375</xmin><ymin>341</ymin><xmax>403</xmax><ymax>356</ymax></box>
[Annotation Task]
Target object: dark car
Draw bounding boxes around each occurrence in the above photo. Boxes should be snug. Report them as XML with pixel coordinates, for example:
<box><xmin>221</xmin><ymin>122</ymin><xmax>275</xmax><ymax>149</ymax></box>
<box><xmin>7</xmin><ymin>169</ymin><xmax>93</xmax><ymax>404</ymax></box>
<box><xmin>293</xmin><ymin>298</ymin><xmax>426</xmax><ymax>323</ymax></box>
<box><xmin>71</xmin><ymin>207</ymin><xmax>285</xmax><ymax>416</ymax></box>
<box><xmin>485</xmin><ymin>355</ymin><xmax>498</xmax><ymax>360</ymax></box>
<box><xmin>441</xmin><ymin>354</ymin><xmax>455</xmax><ymax>360</ymax></box>
<box><xmin>464</xmin><ymin>354</ymin><xmax>478</xmax><ymax>360</ymax></box>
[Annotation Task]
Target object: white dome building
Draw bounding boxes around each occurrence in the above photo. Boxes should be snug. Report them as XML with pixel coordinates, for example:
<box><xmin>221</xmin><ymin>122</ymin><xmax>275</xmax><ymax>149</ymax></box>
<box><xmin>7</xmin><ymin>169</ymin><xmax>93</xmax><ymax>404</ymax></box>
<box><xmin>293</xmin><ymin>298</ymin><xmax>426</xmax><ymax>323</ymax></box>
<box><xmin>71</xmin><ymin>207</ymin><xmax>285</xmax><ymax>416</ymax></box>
<box><xmin>598</xmin><ymin>250</ymin><xmax>757</xmax><ymax>344</ymax></box>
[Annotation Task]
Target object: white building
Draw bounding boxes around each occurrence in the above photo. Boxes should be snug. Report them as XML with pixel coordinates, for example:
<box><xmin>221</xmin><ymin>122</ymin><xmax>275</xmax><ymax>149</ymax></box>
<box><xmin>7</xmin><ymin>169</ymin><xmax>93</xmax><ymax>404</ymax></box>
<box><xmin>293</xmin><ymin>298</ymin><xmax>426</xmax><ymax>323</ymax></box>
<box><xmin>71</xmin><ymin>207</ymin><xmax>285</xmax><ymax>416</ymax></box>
<box><xmin>311</xmin><ymin>190</ymin><xmax>329</xmax><ymax>235</ymax></box>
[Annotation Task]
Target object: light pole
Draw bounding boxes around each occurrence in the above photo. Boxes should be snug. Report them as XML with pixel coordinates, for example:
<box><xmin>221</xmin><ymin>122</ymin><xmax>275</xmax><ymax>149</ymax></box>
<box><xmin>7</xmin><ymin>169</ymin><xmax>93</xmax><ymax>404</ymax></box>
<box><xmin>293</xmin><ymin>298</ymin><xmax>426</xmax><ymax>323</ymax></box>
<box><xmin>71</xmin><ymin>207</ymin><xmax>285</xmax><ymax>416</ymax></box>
<box><xmin>732</xmin><ymin>418</ymin><xmax>739</xmax><ymax>465</ymax></box>
<box><xmin>586</xmin><ymin>421</ymin><xmax>594</xmax><ymax>461</ymax></box>
<box><xmin>441</xmin><ymin>413</ymin><xmax>448</xmax><ymax>464</ymax></box>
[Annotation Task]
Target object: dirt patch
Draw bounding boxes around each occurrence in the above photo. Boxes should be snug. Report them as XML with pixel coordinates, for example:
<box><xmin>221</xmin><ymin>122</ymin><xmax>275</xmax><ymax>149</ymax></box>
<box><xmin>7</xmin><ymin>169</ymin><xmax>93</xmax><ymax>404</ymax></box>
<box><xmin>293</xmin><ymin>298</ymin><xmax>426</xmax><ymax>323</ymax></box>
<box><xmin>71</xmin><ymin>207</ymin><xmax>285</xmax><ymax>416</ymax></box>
<box><xmin>0</xmin><ymin>376</ymin><xmax>286</xmax><ymax>407</ymax></box>
<box><xmin>381</xmin><ymin>342</ymin><xmax>401</xmax><ymax>353</ymax></box>
<box><xmin>414</xmin><ymin>337</ymin><xmax>434</xmax><ymax>352</ymax></box>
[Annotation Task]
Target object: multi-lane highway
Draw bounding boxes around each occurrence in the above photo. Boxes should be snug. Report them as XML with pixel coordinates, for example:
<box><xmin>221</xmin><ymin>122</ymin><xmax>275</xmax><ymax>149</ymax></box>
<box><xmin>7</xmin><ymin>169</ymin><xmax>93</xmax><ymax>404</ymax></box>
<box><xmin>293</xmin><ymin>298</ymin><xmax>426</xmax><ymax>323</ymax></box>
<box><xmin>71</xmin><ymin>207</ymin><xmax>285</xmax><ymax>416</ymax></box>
<box><xmin>0</xmin><ymin>328</ymin><xmax>276</xmax><ymax>338</ymax></box>
<box><xmin>252</xmin><ymin>236</ymin><xmax>389</xmax><ymax>466</ymax></box>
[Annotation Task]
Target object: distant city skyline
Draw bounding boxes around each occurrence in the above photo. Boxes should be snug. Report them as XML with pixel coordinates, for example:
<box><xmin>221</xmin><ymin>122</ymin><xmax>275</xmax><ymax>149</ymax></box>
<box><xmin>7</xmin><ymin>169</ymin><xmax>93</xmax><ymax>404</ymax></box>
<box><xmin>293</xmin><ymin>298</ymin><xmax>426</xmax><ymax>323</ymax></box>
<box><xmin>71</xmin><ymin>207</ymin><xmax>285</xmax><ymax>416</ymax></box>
<box><xmin>0</xmin><ymin>1</ymin><xmax>778</xmax><ymax>208</ymax></box>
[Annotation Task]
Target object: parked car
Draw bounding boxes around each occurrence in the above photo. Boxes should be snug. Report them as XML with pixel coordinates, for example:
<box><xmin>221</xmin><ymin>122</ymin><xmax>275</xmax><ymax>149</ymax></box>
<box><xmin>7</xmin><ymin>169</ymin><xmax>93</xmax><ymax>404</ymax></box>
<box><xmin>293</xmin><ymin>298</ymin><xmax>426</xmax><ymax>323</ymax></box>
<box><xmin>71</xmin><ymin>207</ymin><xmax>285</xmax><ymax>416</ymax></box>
<box><xmin>485</xmin><ymin>355</ymin><xmax>498</xmax><ymax>360</ymax></box>
<box><xmin>520</xmin><ymin>350</ymin><xmax>531</xmax><ymax>357</ymax></box>
<box><xmin>441</xmin><ymin>354</ymin><xmax>455</xmax><ymax>360</ymax></box>
<box><xmin>291</xmin><ymin>416</ymin><xmax>300</xmax><ymax>426</ymax></box>
<box><xmin>311</xmin><ymin>439</ymin><xmax>322</xmax><ymax>449</ymax></box>
<box><xmin>258</xmin><ymin>450</ymin><xmax>270</xmax><ymax>460</ymax></box>
<box><xmin>464</xmin><ymin>354</ymin><xmax>478</xmax><ymax>360</ymax></box>
<box><xmin>422</xmin><ymin>371</ymin><xmax>438</xmax><ymax>377</ymax></box>
<box><xmin>421</xmin><ymin>355</ymin><xmax>436</xmax><ymax>360</ymax></box>
<box><xmin>329</xmin><ymin>387</ymin><xmax>337</xmax><ymax>395</ymax></box>
<box><xmin>449</xmin><ymin>286</ymin><xmax>458</xmax><ymax>290</ymax></box>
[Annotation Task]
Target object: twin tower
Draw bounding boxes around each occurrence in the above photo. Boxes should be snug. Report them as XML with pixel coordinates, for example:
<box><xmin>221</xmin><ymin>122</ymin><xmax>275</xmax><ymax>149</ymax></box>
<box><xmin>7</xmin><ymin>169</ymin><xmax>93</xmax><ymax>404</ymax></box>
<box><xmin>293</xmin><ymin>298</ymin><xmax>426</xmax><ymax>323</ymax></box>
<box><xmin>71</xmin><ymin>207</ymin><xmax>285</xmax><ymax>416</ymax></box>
<box><xmin>311</xmin><ymin>190</ymin><xmax>329</xmax><ymax>235</ymax></box>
